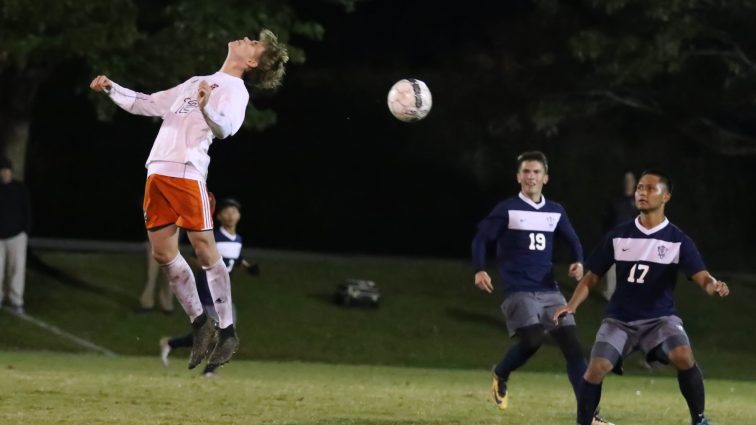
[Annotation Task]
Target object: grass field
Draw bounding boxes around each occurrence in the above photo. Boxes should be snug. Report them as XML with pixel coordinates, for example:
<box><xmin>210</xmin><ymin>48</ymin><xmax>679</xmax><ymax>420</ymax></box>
<box><xmin>0</xmin><ymin>249</ymin><xmax>754</xmax><ymax>424</ymax></box>
<box><xmin>5</xmin><ymin>249</ymin><xmax>756</xmax><ymax>378</ymax></box>
<box><xmin>0</xmin><ymin>352</ymin><xmax>754</xmax><ymax>424</ymax></box>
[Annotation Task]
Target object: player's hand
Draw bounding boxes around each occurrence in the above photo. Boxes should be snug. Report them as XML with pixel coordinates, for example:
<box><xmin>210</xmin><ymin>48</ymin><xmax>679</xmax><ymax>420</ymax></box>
<box><xmin>90</xmin><ymin>75</ymin><xmax>112</xmax><ymax>93</ymax></box>
<box><xmin>552</xmin><ymin>305</ymin><xmax>574</xmax><ymax>324</ymax></box>
<box><xmin>474</xmin><ymin>271</ymin><xmax>494</xmax><ymax>293</ymax></box>
<box><xmin>708</xmin><ymin>280</ymin><xmax>730</xmax><ymax>297</ymax></box>
<box><xmin>568</xmin><ymin>262</ymin><xmax>584</xmax><ymax>281</ymax></box>
<box><xmin>198</xmin><ymin>80</ymin><xmax>211</xmax><ymax>108</ymax></box>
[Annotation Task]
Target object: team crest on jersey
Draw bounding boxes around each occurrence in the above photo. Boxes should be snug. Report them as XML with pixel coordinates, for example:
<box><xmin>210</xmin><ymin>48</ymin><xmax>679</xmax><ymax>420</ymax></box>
<box><xmin>210</xmin><ymin>83</ymin><xmax>219</xmax><ymax>90</ymax></box>
<box><xmin>546</xmin><ymin>216</ymin><xmax>556</xmax><ymax>228</ymax></box>
<box><xmin>657</xmin><ymin>245</ymin><xmax>669</xmax><ymax>259</ymax></box>
<box><xmin>177</xmin><ymin>97</ymin><xmax>199</xmax><ymax>114</ymax></box>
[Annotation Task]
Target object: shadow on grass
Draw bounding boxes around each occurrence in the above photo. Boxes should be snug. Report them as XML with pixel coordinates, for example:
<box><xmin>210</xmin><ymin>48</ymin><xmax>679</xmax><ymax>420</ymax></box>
<box><xmin>27</xmin><ymin>251</ymin><xmax>136</xmax><ymax>309</ymax></box>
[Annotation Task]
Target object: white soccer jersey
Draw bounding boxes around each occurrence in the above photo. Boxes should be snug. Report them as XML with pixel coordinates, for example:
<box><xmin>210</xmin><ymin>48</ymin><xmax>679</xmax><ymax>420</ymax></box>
<box><xmin>108</xmin><ymin>72</ymin><xmax>249</xmax><ymax>180</ymax></box>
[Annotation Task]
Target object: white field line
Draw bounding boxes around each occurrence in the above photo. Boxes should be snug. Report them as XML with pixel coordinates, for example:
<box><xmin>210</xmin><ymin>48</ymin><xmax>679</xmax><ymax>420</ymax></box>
<box><xmin>6</xmin><ymin>309</ymin><xmax>116</xmax><ymax>357</ymax></box>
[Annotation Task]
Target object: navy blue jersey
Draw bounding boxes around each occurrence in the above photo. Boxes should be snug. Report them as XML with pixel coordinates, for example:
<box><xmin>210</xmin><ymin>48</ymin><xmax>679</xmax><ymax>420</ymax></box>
<box><xmin>472</xmin><ymin>193</ymin><xmax>583</xmax><ymax>295</ymax></box>
<box><xmin>215</xmin><ymin>227</ymin><xmax>244</xmax><ymax>272</ymax></box>
<box><xmin>586</xmin><ymin>218</ymin><xmax>706</xmax><ymax>321</ymax></box>
<box><xmin>196</xmin><ymin>227</ymin><xmax>244</xmax><ymax>306</ymax></box>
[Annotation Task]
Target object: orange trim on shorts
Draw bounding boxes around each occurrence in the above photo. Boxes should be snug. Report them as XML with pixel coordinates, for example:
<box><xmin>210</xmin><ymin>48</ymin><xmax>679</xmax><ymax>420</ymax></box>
<box><xmin>143</xmin><ymin>174</ymin><xmax>215</xmax><ymax>231</ymax></box>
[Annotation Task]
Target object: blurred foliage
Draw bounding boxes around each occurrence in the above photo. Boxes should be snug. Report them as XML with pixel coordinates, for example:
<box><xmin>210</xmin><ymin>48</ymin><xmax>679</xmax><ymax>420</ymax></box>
<box><xmin>530</xmin><ymin>0</ymin><xmax>756</xmax><ymax>154</ymax></box>
<box><xmin>0</xmin><ymin>0</ymin><xmax>359</xmax><ymax>130</ymax></box>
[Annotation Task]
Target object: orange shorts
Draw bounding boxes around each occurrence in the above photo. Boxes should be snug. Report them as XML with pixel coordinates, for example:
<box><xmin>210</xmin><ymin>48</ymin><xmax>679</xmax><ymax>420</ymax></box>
<box><xmin>143</xmin><ymin>174</ymin><xmax>215</xmax><ymax>231</ymax></box>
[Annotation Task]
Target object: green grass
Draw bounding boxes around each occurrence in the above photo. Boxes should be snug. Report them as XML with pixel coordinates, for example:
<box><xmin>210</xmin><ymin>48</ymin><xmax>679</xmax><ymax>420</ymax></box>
<box><xmin>0</xmin><ymin>352</ymin><xmax>753</xmax><ymax>425</ymax></box>
<box><xmin>3</xmin><ymin>250</ymin><xmax>756</xmax><ymax>380</ymax></box>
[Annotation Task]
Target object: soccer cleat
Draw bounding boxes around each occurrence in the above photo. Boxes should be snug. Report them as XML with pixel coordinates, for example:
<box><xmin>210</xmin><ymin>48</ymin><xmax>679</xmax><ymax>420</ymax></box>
<box><xmin>693</xmin><ymin>416</ymin><xmax>710</xmax><ymax>425</ymax></box>
<box><xmin>188</xmin><ymin>313</ymin><xmax>217</xmax><ymax>369</ymax></box>
<box><xmin>206</xmin><ymin>325</ymin><xmax>239</xmax><ymax>368</ymax></box>
<box><xmin>592</xmin><ymin>414</ymin><xmax>615</xmax><ymax>425</ymax></box>
<box><xmin>491</xmin><ymin>374</ymin><xmax>509</xmax><ymax>410</ymax></box>
<box><xmin>159</xmin><ymin>337</ymin><xmax>171</xmax><ymax>367</ymax></box>
<box><xmin>611</xmin><ymin>357</ymin><xmax>624</xmax><ymax>376</ymax></box>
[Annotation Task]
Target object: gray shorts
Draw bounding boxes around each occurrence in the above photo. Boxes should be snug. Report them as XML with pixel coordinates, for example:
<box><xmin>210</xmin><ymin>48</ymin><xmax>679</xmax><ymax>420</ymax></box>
<box><xmin>590</xmin><ymin>315</ymin><xmax>690</xmax><ymax>367</ymax></box>
<box><xmin>500</xmin><ymin>291</ymin><xmax>576</xmax><ymax>336</ymax></box>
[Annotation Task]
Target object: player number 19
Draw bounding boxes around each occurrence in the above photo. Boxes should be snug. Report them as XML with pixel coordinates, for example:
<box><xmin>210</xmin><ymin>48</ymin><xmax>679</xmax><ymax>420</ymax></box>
<box><xmin>627</xmin><ymin>263</ymin><xmax>649</xmax><ymax>283</ymax></box>
<box><xmin>528</xmin><ymin>233</ymin><xmax>546</xmax><ymax>251</ymax></box>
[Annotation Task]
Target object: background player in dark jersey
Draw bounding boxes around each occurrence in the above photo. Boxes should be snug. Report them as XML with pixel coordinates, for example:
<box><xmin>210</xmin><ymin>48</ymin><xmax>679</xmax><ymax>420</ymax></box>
<box><xmin>472</xmin><ymin>151</ymin><xmax>612</xmax><ymax>425</ymax></box>
<box><xmin>554</xmin><ymin>170</ymin><xmax>729</xmax><ymax>425</ymax></box>
<box><xmin>160</xmin><ymin>198</ymin><xmax>259</xmax><ymax>376</ymax></box>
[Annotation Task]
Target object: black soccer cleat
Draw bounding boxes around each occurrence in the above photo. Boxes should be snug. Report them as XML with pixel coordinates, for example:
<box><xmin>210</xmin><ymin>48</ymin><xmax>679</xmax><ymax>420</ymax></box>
<box><xmin>611</xmin><ymin>357</ymin><xmax>624</xmax><ymax>376</ymax></box>
<box><xmin>188</xmin><ymin>313</ymin><xmax>217</xmax><ymax>369</ymax></box>
<box><xmin>206</xmin><ymin>325</ymin><xmax>239</xmax><ymax>368</ymax></box>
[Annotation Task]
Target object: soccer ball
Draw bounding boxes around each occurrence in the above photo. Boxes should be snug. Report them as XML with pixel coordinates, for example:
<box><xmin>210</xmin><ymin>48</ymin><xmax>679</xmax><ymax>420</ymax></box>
<box><xmin>387</xmin><ymin>78</ymin><xmax>432</xmax><ymax>122</ymax></box>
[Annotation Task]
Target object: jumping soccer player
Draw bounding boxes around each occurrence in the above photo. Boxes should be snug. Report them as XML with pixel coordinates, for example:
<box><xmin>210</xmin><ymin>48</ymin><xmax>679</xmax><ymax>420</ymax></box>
<box><xmin>553</xmin><ymin>170</ymin><xmax>729</xmax><ymax>425</ymax></box>
<box><xmin>472</xmin><ymin>151</ymin><xmax>612</xmax><ymax>425</ymax></box>
<box><xmin>90</xmin><ymin>30</ymin><xmax>287</xmax><ymax>370</ymax></box>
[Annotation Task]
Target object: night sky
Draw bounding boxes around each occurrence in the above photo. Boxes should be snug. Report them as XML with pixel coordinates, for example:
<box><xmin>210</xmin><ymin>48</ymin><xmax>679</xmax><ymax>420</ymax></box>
<box><xmin>23</xmin><ymin>0</ymin><xmax>756</xmax><ymax>265</ymax></box>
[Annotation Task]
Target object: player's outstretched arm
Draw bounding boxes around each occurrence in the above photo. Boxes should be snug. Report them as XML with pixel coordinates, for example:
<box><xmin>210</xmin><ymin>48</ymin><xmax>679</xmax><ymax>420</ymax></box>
<box><xmin>552</xmin><ymin>271</ymin><xmax>601</xmax><ymax>322</ymax></box>
<box><xmin>90</xmin><ymin>74</ymin><xmax>181</xmax><ymax>117</ymax></box>
<box><xmin>691</xmin><ymin>271</ymin><xmax>730</xmax><ymax>297</ymax></box>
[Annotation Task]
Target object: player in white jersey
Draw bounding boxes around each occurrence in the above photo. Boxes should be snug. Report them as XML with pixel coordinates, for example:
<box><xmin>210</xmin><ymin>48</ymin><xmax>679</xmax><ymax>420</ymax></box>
<box><xmin>90</xmin><ymin>30</ymin><xmax>288</xmax><ymax>370</ymax></box>
<box><xmin>554</xmin><ymin>170</ymin><xmax>730</xmax><ymax>425</ymax></box>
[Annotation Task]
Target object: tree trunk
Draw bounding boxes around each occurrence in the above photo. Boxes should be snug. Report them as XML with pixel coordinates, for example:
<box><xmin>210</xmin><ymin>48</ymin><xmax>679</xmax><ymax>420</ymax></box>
<box><xmin>0</xmin><ymin>67</ymin><xmax>43</xmax><ymax>181</ymax></box>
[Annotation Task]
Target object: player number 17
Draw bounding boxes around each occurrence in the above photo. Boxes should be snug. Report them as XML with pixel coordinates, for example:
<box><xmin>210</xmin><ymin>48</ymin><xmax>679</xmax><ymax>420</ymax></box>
<box><xmin>627</xmin><ymin>263</ymin><xmax>649</xmax><ymax>283</ymax></box>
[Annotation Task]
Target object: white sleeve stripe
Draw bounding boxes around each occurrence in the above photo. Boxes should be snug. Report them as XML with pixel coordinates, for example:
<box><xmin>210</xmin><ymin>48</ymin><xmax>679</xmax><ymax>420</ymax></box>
<box><xmin>612</xmin><ymin>237</ymin><xmax>681</xmax><ymax>264</ymax></box>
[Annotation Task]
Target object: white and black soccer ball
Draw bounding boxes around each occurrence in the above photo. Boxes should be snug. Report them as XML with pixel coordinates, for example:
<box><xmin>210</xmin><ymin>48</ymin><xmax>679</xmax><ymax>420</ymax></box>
<box><xmin>387</xmin><ymin>78</ymin><xmax>432</xmax><ymax>122</ymax></box>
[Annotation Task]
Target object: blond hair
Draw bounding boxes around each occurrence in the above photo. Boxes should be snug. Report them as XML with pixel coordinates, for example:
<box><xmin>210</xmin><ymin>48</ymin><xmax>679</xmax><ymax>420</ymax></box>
<box><xmin>245</xmin><ymin>29</ymin><xmax>289</xmax><ymax>90</ymax></box>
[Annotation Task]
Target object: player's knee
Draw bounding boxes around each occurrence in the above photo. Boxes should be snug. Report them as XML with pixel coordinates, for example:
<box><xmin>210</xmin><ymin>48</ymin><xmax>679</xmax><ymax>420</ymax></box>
<box><xmin>188</xmin><ymin>234</ymin><xmax>219</xmax><ymax>266</ymax></box>
<box><xmin>193</xmin><ymin>246</ymin><xmax>218</xmax><ymax>267</ymax></box>
<box><xmin>584</xmin><ymin>357</ymin><xmax>612</xmax><ymax>383</ymax></box>
<box><xmin>151</xmin><ymin>249</ymin><xmax>176</xmax><ymax>265</ymax></box>
<box><xmin>667</xmin><ymin>345</ymin><xmax>695</xmax><ymax>370</ymax></box>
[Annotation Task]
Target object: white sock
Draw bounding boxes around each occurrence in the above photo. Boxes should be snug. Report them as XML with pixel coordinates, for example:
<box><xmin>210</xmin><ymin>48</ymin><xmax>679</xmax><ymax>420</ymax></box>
<box><xmin>203</xmin><ymin>258</ymin><xmax>234</xmax><ymax>329</ymax></box>
<box><xmin>161</xmin><ymin>254</ymin><xmax>203</xmax><ymax>322</ymax></box>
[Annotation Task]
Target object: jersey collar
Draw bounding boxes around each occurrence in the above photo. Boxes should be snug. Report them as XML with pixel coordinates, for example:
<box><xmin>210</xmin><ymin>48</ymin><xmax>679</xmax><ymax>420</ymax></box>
<box><xmin>219</xmin><ymin>226</ymin><xmax>237</xmax><ymax>240</ymax></box>
<box><xmin>634</xmin><ymin>216</ymin><xmax>669</xmax><ymax>235</ymax></box>
<box><xmin>519</xmin><ymin>192</ymin><xmax>546</xmax><ymax>210</ymax></box>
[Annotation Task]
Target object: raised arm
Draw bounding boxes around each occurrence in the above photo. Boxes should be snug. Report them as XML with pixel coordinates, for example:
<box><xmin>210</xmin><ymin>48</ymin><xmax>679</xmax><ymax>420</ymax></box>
<box><xmin>90</xmin><ymin>75</ymin><xmax>181</xmax><ymax>118</ymax></box>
